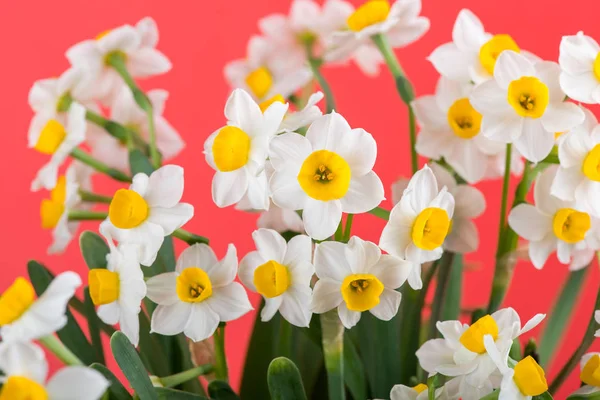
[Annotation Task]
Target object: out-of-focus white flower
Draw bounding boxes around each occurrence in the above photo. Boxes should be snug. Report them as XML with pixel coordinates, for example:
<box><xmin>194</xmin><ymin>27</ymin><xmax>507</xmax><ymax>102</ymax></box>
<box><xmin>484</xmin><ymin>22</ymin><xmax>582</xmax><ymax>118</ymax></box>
<box><xmin>30</xmin><ymin>103</ymin><xmax>87</xmax><ymax>191</ymax></box>
<box><xmin>100</xmin><ymin>165</ymin><xmax>194</xmax><ymax>266</ymax></box>
<box><xmin>0</xmin><ymin>272</ymin><xmax>81</xmax><ymax>342</ymax></box>
<box><xmin>509</xmin><ymin>166</ymin><xmax>600</xmax><ymax>270</ymax></box>
<box><xmin>429</xmin><ymin>9</ymin><xmax>539</xmax><ymax>84</ymax></box>
<box><xmin>89</xmin><ymin>88</ymin><xmax>184</xmax><ymax>172</ymax></box>
<box><xmin>89</xmin><ymin>244</ymin><xmax>146</xmax><ymax>346</ymax></box>
<box><xmin>470</xmin><ymin>51</ymin><xmax>584</xmax><ymax>163</ymax></box>
<box><xmin>413</xmin><ymin>77</ymin><xmax>503</xmax><ymax>183</ymax></box>
<box><xmin>416</xmin><ymin>308</ymin><xmax>545</xmax><ymax>390</ymax></box>
<box><xmin>483</xmin><ymin>145</ymin><xmax>524</xmax><ymax>180</ymax></box>
<box><xmin>373</xmin><ymin>383</ymin><xmax>430</xmax><ymax>400</ymax></box>
<box><xmin>311</xmin><ymin>236</ymin><xmax>412</xmax><ymax>329</ymax></box>
<box><xmin>0</xmin><ymin>341</ymin><xmax>109</xmax><ymax>400</ymax></box>
<box><xmin>66</xmin><ymin>17</ymin><xmax>171</xmax><ymax>105</ymax></box>
<box><xmin>146</xmin><ymin>244</ymin><xmax>252</xmax><ymax>342</ymax></box>
<box><xmin>559</xmin><ymin>32</ymin><xmax>600</xmax><ymax>104</ymax></box>
<box><xmin>437</xmin><ymin>375</ymin><xmax>494</xmax><ymax>400</ymax></box>
<box><xmin>578</xmin><ymin>352</ymin><xmax>600</xmax><ymax>395</ymax></box>
<box><xmin>239</xmin><ymin>229</ymin><xmax>314</xmax><ymax>327</ymax></box>
<box><xmin>276</xmin><ymin>91</ymin><xmax>324</xmax><ymax>133</ymax></box>
<box><xmin>596</xmin><ymin>311</ymin><xmax>600</xmax><ymax>337</ymax></box>
<box><xmin>257</xmin><ymin>201</ymin><xmax>305</xmax><ymax>234</ymax></box>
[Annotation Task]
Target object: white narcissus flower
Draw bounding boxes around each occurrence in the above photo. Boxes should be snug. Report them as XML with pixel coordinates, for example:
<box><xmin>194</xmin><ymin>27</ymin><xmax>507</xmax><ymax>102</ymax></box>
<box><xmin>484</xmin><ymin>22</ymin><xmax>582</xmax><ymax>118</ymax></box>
<box><xmin>310</xmin><ymin>236</ymin><xmax>412</xmax><ymax>329</ymax></box>
<box><xmin>88</xmin><ymin>244</ymin><xmax>146</xmax><ymax>347</ymax></box>
<box><xmin>484</xmin><ymin>336</ymin><xmax>549</xmax><ymax>400</ymax></box>
<box><xmin>0</xmin><ymin>272</ymin><xmax>81</xmax><ymax>342</ymax></box>
<box><xmin>559</xmin><ymin>32</ymin><xmax>600</xmax><ymax>104</ymax></box>
<box><xmin>88</xmin><ymin>87</ymin><xmax>184</xmax><ymax>172</ymax></box>
<box><xmin>273</xmin><ymin>91</ymin><xmax>324</xmax><ymax>133</ymax></box>
<box><xmin>0</xmin><ymin>341</ymin><xmax>109</xmax><ymax>400</ymax></box>
<box><xmin>413</xmin><ymin>77</ymin><xmax>503</xmax><ymax>183</ymax></box>
<box><xmin>204</xmin><ymin>89</ymin><xmax>288</xmax><ymax>210</ymax></box>
<box><xmin>509</xmin><ymin>166</ymin><xmax>600</xmax><ymax>270</ymax></box>
<box><xmin>429</xmin><ymin>9</ymin><xmax>539</xmax><ymax>84</ymax></box>
<box><xmin>416</xmin><ymin>308</ymin><xmax>545</xmax><ymax>390</ymax></box>
<box><xmin>257</xmin><ymin>202</ymin><xmax>305</xmax><ymax>234</ymax></box>
<box><xmin>578</xmin><ymin>352</ymin><xmax>600</xmax><ymax>394</ymax></box>
<box><xmin>380</xmin><ymin>165</ymin><xmax>455</xmax><ymax>287</ymax></box>
<box><xmin>269</xmin><ymin>112</ymin><xmax>384</xmax><ymax>240</ymax></box>
<box><xmin>470</xmin><ymin>51</ymin><xmax>585</xmax><ymax>163</ymax></box>
<box><xmin>29</xmin><ymin>103</ymin><xmax>87</xmax><ymax>191</ymax></box>
<box><xmin>66</xmin><ymin>17</ymin><xmax>171</xmax><ymax>105</ymax></box>
<box><xmin>239</xmin><ymin>229</ymin><xmax>314</xmax><ymax>327</ymax></box>
<box><xmin>146</xmin><ymin>244</ymin><xmax>252</xmax><ymax>342</ymax></box>
<box><xmin>100</xmin><ymin>165</ymin><xmax>194</xmax><ymax>266</ymax></box>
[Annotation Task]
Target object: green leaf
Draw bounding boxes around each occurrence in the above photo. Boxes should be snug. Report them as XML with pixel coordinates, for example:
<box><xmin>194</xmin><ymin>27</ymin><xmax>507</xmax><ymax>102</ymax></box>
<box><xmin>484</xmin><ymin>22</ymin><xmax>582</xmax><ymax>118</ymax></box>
<box><xmin>567</xmin><ymin>387</ymin><xmax>600</xmax><ymax>399</ymax></box>
<box><xmin>129</xmin><ymin>149</ymin><xmax>154</xmax><ymax>175</ymax></box>
<box><xmin>111</xmin><ymin>331</ymin><xmax>158</xmax><ymax>400</ymax></box>
<box><xmin>539</xmin><ymin>268</ymin><xmax>588</xmax><ymax>368</ymax></box>
<box><xmin>343</xmin><ymin>335</ymin><xmax>367</xmax><ymax>400</ymax></box>
<box><xmin>169</xmin><ymin>334</ymin><xmax>206</xmax><ymax>395</ymax></box>
<box><xmin>138</xmin><ymin>311</ymin><xmax>170</xmax><ymax>377</ymax></box>
<box><xmin>509</xmin><ymin>339</ymin><xmax>522</xmax><ymax>361</ymax></box>
<box><xmin>268</xmin><ymin>357</ymin><xmax>308</xmax><ymax>400</ymax></box>
<box><xmin>479</xmin><ymin>391</ymin><xmax>500</xmax><ymax>400</ymax></box>
<box><xmin>90</xmin><ymin>363</ymin><xmax>131</xmax><ymax>400</ymax></box>
<box><xmin>155</xmin><ymin>388</ymin><xmax>209</xmax><ymax>400</ymax></box>
<box><xmin>441</xmin><ymin>254</ymin><xmax>464</xmax><ymax>321</ymax></box>
<box><xmin>207</xmin><ymin>381</ymin><xmax>240</xmax><ymax>399</ymax></box>
<box><xmin>80</xmin><ymin>231</ymin><xmax>110</xmax><ymax>269</ymax></box>
<box><xmin>533</xmin><ymin>392</ymin><xmax>554</xmax><ymax>400</ymax></box>
<box><xmin>84</xmin><ymin>288</ymin><xmax>105</xmax><ymax>364</ymax></box>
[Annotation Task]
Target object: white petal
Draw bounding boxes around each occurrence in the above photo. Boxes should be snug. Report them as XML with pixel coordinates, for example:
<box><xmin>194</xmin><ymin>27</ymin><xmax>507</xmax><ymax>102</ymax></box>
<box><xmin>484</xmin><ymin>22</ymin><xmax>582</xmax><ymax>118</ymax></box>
<box><xmin>412</xmin><ymin>95</ymin><xmax>446</xmax><ymax>129</ymax></box>
<box><xmin>494</xmin><ymin>51</ymin><xmax>535</xmax><ymax>89</ymax></box>
<box><xmin>559</xmin><ymin>130</ymin><xmax>592</xmax><ymax>170</ymax></box>
<box><xmin>407</xmin><ymin>263</ymin><xmax>423</xmax><ymax>289</ymax></box>
<box><xmin>541</xmin><ymin>102</ymin><xmax>585</xmax><ymax>133</ymax></box>
<box><xmin>270</xmin><ymin>169</ymin><xmax>309</xmax><ymax>210</ymax></box>
<box><xmin>340</xmin><ymin>172</ymin><xmax>385</xmax><ymax>213</ymax></box>
<box><xmin>452</xmin><ymin>9</ymin><xmax>486</xmax><ymax>51</ymax></box>
<box><xmin>212</xmin><ymin>169</ymin><xmax>249</xmax><ymax>208</ymax></box>
<box><xmin>428</xmin><ymin>43</ymin><xmax>472</xmax><ymax>82</ymax></box>
<box><xmin>445</xmin><ymin>140</ymin><xmax>489</xmax><ymax>184</ymax></box>
<box><xmin>147</xmin><ymin>203</ymin><xmax>193</xmax><ymax>235</ymax></box>
<box><xmin>339</xmin><ymin>128</ymin><xmax>378</xmax><ymax>176</ymax></box>
<box><xmin>436</xmin><ymin>320</ymin><xmax>465</xmax><ymax>343</ymax></box>
<box><xmin>303</xmin><ymin>198</ymin><xmax>342</xmax><ymax>240</ymax></box>
<box><xmin>0</xmin><ymin>342</ymin><xmax>47</xmax><ymax>382</ymax></box>
<box><xmin>529</xmin><ymin>234</ymin><xmax>557</xmax><ymax>269</ymax></box>
<box><xmin>119</xmin><ymin>309</ymin><xmax>141</xmax><ymax>347</ymax></box>
<box><xmin>176</xmin><ymin>244</ymin><xmax>218</xmax><ymax>273</ymax></box>
<box><xmin>310</xmin><ymin>278</ymin><xmax>343</xmax><ymax>314</ymax></box>
<box><xmin>445</xmin><ymin>219</ymin><xmax>479</xmax><ymax>253</ymax></box>
<box><xmin>560</xmin><ymin>72</ymin><xmax>599</xmax><ymax>104</ymax></box>
<box><xmin>150</xmin><ymin>302</ymin><xmax>192</xmax><ymax>336</ymax></box>
<box><xmin>406</xmin><ymin>164</ymin><xmax>438</xmax><ymax>212</ymax></box>
<box><xmin>261</xmin><ymin>297</ymin><xmax>283</xmax><ymax>321</ymax></box>
<box><xmin>128</xmin><ymin>48</ymin><xmax>172</xmax><ymax>77</ymax></box>
<box><xmin>338</xmin><ymin>302</ymin><xmax>361</xmax><ymax>329</ymax></box>
<box><xmin>344</xmin><ymin>236</ymin><xmax>382</xmax><ymax>274</ymax></box>
<box><xmin>145</xmin><ymin>272</ymin><xmax>179</xmax><ymax>305</ymax></box>
<box><xmin>268</xmin><ymin>132</ymin><xmax>312</xmax><ymax>171</ymax></box>
<box><xmin>205</xmin><ymin>244</ymin><xmax>238</xmax><ymax>288</ymax></box>
<box><xmin>535</xmin><ymin>61</ymin><xmax>564</xmax><ymax>102</ymax></box>
<box><xmin>224</xmin><ymin>89</ymin><xmax>263</xmax><ymax>133</ymax></box>
<box><xmin>314</xmin><ymin>241</ymin><xmax>352</xmax><ymax>281</ymax></box>
<box><xmin>46</xmin><ymin>366</ymin><xmax>109</xmax><ymax>400</ymax></box>
<box><xmin>453</xmin><ymin>185</ymin><xmax>486</xmax><ymax>218</ymax></box>
<box><xmin>369</xmin><ymin>289</ymin><xmax>401</xmax><ymax>321</ymax></box>
<box><xmin>183</xmin><ymin>303</ymin><xmax>220</xmax><ymax>342</ymax></box>
<box><xmin>481</xmin><ymin>112</ymin><xmax>523</xmax><ymax>144</ymax></box>
<box><xmin>97</xmin><ymin>302</ymin><xmax>120</xmax><ymax>325</ymax></box>
<box><xmin>508</xmin><ymin>204</ymin><xmax>552</xmax><ymax>241</ymax></box>
<box><xmin>370</xmin><ymin>254</ymin><xmax>412</xmax><ymax>289</ymax></box>
<box><xmin>514</xmin><ymin>119</ymin><xmax>554</xmax><ymax>163</ymax></box>
<box><xmin>283</xmin><ymin>234</ymin><xmax>313</xmax><ymax>267</ymax></box>
<box><xmin>144</xmin><ymin>165</ymin><xmax>185</xmax><ymax>208</ymax></box>
<box><xmin>470</xmin><ymin>80</ymin><xmax>511</xmax><ymax>115</ymax></box>
<box><xmin>415</xmin><ymin>128</ymin><xmax>453</xmax><ymax>160</ymax></box>
<box><xmin>253</xmin><ymin>228</ymin><xmax>287</xmax><ymax>263</ymax></box>
<box><xmin>207</xmin><ymin>282</ymin><xmax>252</xmax><ymax>322</ymax></box>
<box><xmin>305</xmin><ymin>112</ymin><xmax>351</xmax><ymax>153</ymax></box>
<box><xmin>279</xmin><ymin>288</ymin><xmax>312</xmax><ymax>327</ymax></box>
<box><xmin>415</xmin><ymin>338</ymin><xmax>456</xmax><ymax>373</ymax></box>
<box><xmin>238</xmin><ymin>251</ymin><xmax>264</xmax><ymax>293</ymax></box>
<box><xmin>550</xmin><ymin>166</ymin><xmax>583</xmax><ymax>203</ymax></box>
<box><xmin>559</xmin><ymin>33</ymin><xmax>598</xmax><ymax>75</ymax></box>
<box><xmin>519</xmin><ymin>313</ymin><xmax>546</xmax><ymax>335</ymax></box>
<box><xmin>405</xmin><ymin>242</ymin><xmax>443</xmax><ymax>264</ymax></box>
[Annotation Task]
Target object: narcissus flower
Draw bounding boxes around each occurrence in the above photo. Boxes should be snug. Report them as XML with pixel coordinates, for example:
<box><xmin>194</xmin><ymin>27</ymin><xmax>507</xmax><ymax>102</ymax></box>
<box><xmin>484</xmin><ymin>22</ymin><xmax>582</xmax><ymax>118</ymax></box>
<box><xmin>509</xmin><ymin>166</ymin><xmax>600</xmax><ymax>270</ymax></box>
<box><xmin>413</xmin><ymin>77</ymin><xmax>503</xmax><ymax>183</ymax></box>
<box><xmin>88</xmin><ymin>244</ymin><xmax>146</xmax><ymax>346</ymax></box>
<box><xmin>239</xmin><ymin>229</ymin><xmax>314</xmax><ymax>327</ymax></box>
<box><xmin>257</xmin><ymin>202</ymin><xmax>305</xmax><ymax>234</ymax></box>
<box><xmin>380</xmin><ymin>164</ymin><xmax>454</xmax><ymax>286</ymax></box>
<box><xmin>374</xmin><ymin>383</ymin><xmax>430</xmax><ymax>400</ymax></box>
<box><xmin>0</xmin><ymin>341</ymin><xmax>109</xmax><ymax>400</ymax></box>
<box><xmin>577</xmin><ymin>352</ymin><xmax>600</xmax><ymax>395</ymax></box>
<box><xmin>146</xmin><ymin>244</ymin><xmax>252</xmax><ymax>342</ymax></box>
<box><xmin>310</xmin><ymin>236</ymin><xmax>412</xmax><ymax>329</ymax></box>
<box><xmin>204</xmin><ymin>89</ymin><xmax>288</xmax><ymax>210</ymax></box>
<box><xmin>100</xmin><ymin>165</ymin><xmax>194</xmax><ymax>266</ymax></box>
<box><xmin>269</xmin><ymin>112</ymin><xmax>384</xmax><ymax>240</ymax></box>
<box><xmin>274</xmin><ymin>91</ymin><xmax>324</xmax><ymax>133</ymax></box>
<box><xmin>484</xmin><ymin>336</ymin><xmax>548</xmax><ymax>400</ymax></box>
<box><xmin>470</xmin><ymin>51</ymin><xmax>584</xmax><ymax>163</ymax></box>
<box><xmin>0</xmin><ymin>272</ymin><xmax>81</xmax><ymax>342</ymax></box>
<box><xmin>429</xmin><ymin>9</ymin><xmax>538</xmax><ymax>84</ymax></box>
<box><xmin>559</xmin><ymin>32</ymin><xmax>600</xmax><ymax>104</ymax></box>
<box><xmin>29</xmin><ymin>103</ymin><xmax>87</xmax><ymax>191</ymax></box>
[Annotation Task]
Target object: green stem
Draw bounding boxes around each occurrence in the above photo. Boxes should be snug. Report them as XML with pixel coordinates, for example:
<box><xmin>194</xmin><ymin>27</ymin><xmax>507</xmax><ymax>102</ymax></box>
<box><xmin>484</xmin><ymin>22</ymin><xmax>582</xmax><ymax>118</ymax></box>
<box><xmin>68</xmin><ymin>210</ymin><xmax>108</xmax><ymax>221</ymax></box>
<box><xmin>306</xmin><ymin>46</ymin><xmax>336</xmax><ymax>113</ymax></box>
<box><xmin>334</xmin><ymin>220</ymin><xmax>344</xmax><ymax>241</ymax></box>
<box><xmin>214</xmin><ymin>325</ymin><xmax>229</xmax><ymax>381</ymax></box>
<box><xmin>71</xmin><ymin>148</ymin><xmax>131</xmax><ymax>183</ymax></box>
<box><xmin>85</xmin><ymin>110</ymin><xmax>129</xmax><ymax>143</ymax></box>
<box><xmin>428</xmin><ymin>252</ymin><xmax>455</xmax><ymax>340</ymax></box>
<box><xmin>416</xmin><ymin>261</ymin><xmax>440</xmax><ymax>382</ymax></box>
<box><xmin>496</xmin><ymin>143</ymin><xmax>513</xmax><ymax>258</ymax></box>
<box><xmin>320</xmin><ymin>310</ymin><xmax>345</xmax><ymax>400</ymax></box>
<box><xmin>342</xmin><ymin>214</ymin><xmax>354</xmax><ymax>243</ymax></box>
<box><xmin>39</xmin><ymin>335</ymin><xmax>83</xmax><ymax>366</ymax></box>
<box><xmin>78</xmin><ymin>190</ymin><xmax>112</xmax><ymax>204</ymax></box>
<box><xmin>368</xmin><ymin>206</ymin><xmax>390</xmax><ymax>220</ymax></box>
<box><xmin>159</xmin><ymin>365</ymin><xmax>214</xmax><ymax>388</ymax></box>
<box><xmin>277</xmin><ymin>318</ymin><xmax>293</xmax><ymax>359</ymax></box>
<box><xmin>172</xmin><ymin>228</ymin><xmax>210</xmax><ymax>246</ymax></box>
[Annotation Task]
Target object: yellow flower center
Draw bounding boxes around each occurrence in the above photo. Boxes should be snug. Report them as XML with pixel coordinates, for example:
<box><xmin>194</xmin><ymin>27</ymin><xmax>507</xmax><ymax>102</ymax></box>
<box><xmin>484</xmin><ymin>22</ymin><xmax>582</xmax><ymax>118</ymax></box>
<box><xmin>507</xmin><ymin>77</ymin><xmax>550</xmax><ymax>119</ymax></box>
<box><xmin>513</xmin><ymin>356</ymin><xmax>548</xmax><ymax>396</ymax></box>
<box><xmin>34</xmin><ymin>119</ymin><xmax>66</xmax><ymax>155</ymax></box>
<box><xmin>341</xmin><ymin>273</ymin><xmax>384</xmax><ymax>312</ymax></box>
<box><xmin>479</xmin><ymin>34</ymin><xmax>520</xmax><ymax>75</ymax></box>
<box><xmin>0</xmin><ymin>278</ymin><xmax>36</xmax><ymax>326</ymax></box>
<box><xmin>88</xmin><ymin>269</ymin><xmax>120</xmax><ymax>306</ymax></box>
<box><xmin>0</xmin><ymin>376</ymin><xmax>48</xmax><ymax>400</ymax></box>
<box><xmin>259</xmin><ymin>94</ymin><xmax>286</xmax><ymax>113</ymax></box>
<box><xmin>459</xmin><ymin>314</ymin><xmax>499</xmax><ymax>354</ymax></box>
<box><xmin>583</xmin><ymin>144</ymin><xmax>600</xmax><ymax>181</ymax></box>
<box><xmin>412</xmin><ymin>383</ymin><xmax>428</xmax><ymax>394</ymax></box>
<box><xmin>552</xmin><ymin>208</ymin><xmax>591</xmax><ymax>244</ymax></box>
<box><xmin>594</xmin><ymin>53</ymin><xmax>600</xmax><ymax>82</ymax></box>
<box><xmin>447</xmin><ymin>98</ymin><xmax>482</xmax><ymax>139</ymax></box>
<box><xmin>347</xmin><ymin>0</ymin><xmax>390</xmax><ymax>32</ymax></box>
<box><xmin>253</xmin><ymin>260</ymin><xmax>290</xmax><ymax>298</ymax></box>
<box><xmin>109</xmin><ymin>189</ymin><xmax>149</xmax><ymax>229</ymax></box>
<box><xmin>40</xmin><ymin>175</ymin><xmax>67</xmax><ymax>229</ymax></box>
<box><xmin>581</xmin><ymin>354</ymin><xmax>600</xmax><ymax>387</ymax></box>
<box><xmin>411</xmin><ymin>207</ymin><xmax>451</xmax><ymax>250</ymax></box>
<box><xmin>176</xmin><ymin>267</ymin><xmax>213</xmax><ymax>303</ymax></box>
<box><xmin>298</xmin><ymin>150</ymin><xmax>352</xmax><ymax>201</ymax></box>
<box><xmin>212</xmin><ymin>126</ymin><xmax>252</xmax><ymax>172</ymax></box>
<box><xmin>245</xmin><ymin>67</ymin><xmax>273</xmax><ymax>99</ymax></box>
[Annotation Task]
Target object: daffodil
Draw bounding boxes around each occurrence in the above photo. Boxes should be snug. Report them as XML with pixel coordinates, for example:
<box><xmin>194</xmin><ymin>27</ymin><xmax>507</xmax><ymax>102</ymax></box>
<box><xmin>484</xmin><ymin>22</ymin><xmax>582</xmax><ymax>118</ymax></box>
<box><xmin>257</xmin><ymin>201</ymin><xmax>305</xmax><ymax>234</ymax></box>
<box><xmin>416</xmin><ymin>308</ymin><xmax>545</xmax><ymax>389</ymax></box>
<box><xmin>559</xmin><ymin>32</ymin><xmax>600</xmax><ymax>104</ymax></box>
<box><xmin>146</xmin><ymin>244</ymin><xmax>252</xmax><ymax>342</ymax></box>
<box><xmin>269</xmin><ymin>112</ymin><xmax>384</xmax><ymax>240</ymax></box>
<box><xmin>509</xmin><ymin>166</ymin><xmax>600</xmax><ymax>269</ymax></box>
<box><xmin>0</xmin><ymin>341</ymin><xmax>109</xmax><ymax>400</ymax></box>
<box><xmin>88</xmin><ymin>244</ymin><xmax>146</xmax><ymax>346</ymax></box>
<box><xmin>204</xmin><ymin>89</ymin><xmax>288</xmax><ymax>210</ymax></box>
<box><xmin>239</xmin><ymin>229</ymin><xmax>314</xmax><ymax>327</ymax></box>
<box><xmin>384</xmin><ymin>384</ymin><xmax>430</xmax><ymax>400</ymax></box>
<box><xmin>470</xmin><ymin>51</ymin><xmax>585</xmax><ymax>163</ymax></box>
<box><xmin>483</xmin><ymin>336</ymin><xmax>549</xmax><ymax>400</ymax></box>
<box><xmin>29</xmin><ymin>103</ymin><xmax>87</xmax><ymax>191</ymax></box>
<box><xmin>429</xmin><ymin>9</ymin><xmax>539</xmax><ymax>84</ymax></box>
<box><xmin>310</xmin><ymin>236</ymin><xmax>412</xmax><ymax>329</ymax></box>
<box><xmin>0</xmin><ymin>272</ymin><xmax>81</xmax><ymax>342</ymax></box>
<box><xmin>100</xmin><ymin>164</ymin><xmax>194</xmax><ymax>266</ymax></box>
<box><xmin>413</xmin><ymin>77</ymin><xmax>503</xmax><ymax>183</ymax></box>
<box><xmin>574</xmin><ymin>352</ymin><xmax>600</xmax><ymax>396</ymax></box>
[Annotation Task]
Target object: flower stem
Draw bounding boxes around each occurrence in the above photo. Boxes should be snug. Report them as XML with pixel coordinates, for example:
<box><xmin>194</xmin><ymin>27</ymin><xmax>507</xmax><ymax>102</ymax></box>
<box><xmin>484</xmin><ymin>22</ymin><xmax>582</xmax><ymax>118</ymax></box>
<box><xmin>416</xmin><ymin>261</ymin><xmax>440</xmax><ymax>382</ymax></box>
<box><xmin>71</xmin><ymin>148</ymin><xmax>131</xmax><ymax>183</ymax></box>
<box><xmin>342</xmin><ymin>214</ymin><xmax>354</xmax><ymax>243</ymax></box>
<box><xmin>306</xmin><ymin>45</ymin><xmax>336</xmax><ymax>113</ymax></box>
<box><xmin>85</xmin><ymin>110</ymin><xmax>129</xmax><ymax>143</ymax></box>
<box><xmin>159</xmin><ymin>365</ymin><xmax>214</xmax><ymax>388</ymax></box>
<box><xmin>496</xmin><ymin>144</ymin><xmax>513</xmax><ymax>258</ymax></box>
<box><xmin>78</xmin><ymin>190</ymin><xmax>112</xmax><ymax>204</ymax></box>
<box><xmin>172</xmin><ymin>228</ymin><xmax>210</xmax><ymax>246</ymax></box>
<box><xmin>277</xmin><ymin>318</ymin><xmax>293</xmax><ymax>359</ymax></box>
<box><xmin>368</xmin><ymin>206</ymin><xmax>390</xmax><ymax>220</ymax></box>
<box><xmin>39</xmin><ymin>334</ymin><xmax>83</xmax><ymax>366</ymax></box>
<box><xmin>68</xmin><ymin>210</ymin><xmax>108</xmax><ymax>221</ymax></box>
<box><xmin>213</xmin><ymin>325</ymin><xmax>229</xmax><ymax>381</ymax></box>
<box><xmin>428</xmin><ymin>252</ymin><xmax>455</xmax><ymax>340</ymax></box>
<box><xmin>320</xmin><ymin>310</ymin><xmax>345</xmax><ymax>400</ymax></box>
<box><xmin>371</xmin><ymin>33</ymin><xmax>418</xmax><ymax>174</ymax></box>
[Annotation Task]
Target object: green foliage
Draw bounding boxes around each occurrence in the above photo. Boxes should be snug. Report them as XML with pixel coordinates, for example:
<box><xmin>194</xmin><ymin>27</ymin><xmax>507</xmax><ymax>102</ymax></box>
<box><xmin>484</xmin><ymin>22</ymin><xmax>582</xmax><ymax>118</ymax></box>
<box><xmin>155</xmin><ymin>388</ymin><xmax>209</xmax><ymax>400</ymax></box>
<box><xmin>268</xmin><ymin>357</ymin><xmax>308</xmax><ymax>400</ymax></box>
<box><xmin>90</xmin><ymin>363</ymin><xmax>132</xmax><ymax>400</ymax></box>
<box><xmin>80</xmin><ymin>230</ymin><xmax>110</xmax><ymax>269</ymax></box>
<box><xmin>207</xmin><ymin>381</ymin><xmax>240</xmax><ymax>399</ymax></box>
<box><xmin>111</xmin><ymin>331</ymin><xmax>158</xmax><ymax>400</ymax></box>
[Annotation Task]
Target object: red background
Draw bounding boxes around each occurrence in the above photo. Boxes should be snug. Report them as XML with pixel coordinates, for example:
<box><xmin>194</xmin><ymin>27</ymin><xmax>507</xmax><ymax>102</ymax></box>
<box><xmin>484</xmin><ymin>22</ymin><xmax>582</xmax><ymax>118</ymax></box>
<box><xmin>1</xmin><ymin>0</ymin><xmax>597</xmax><ymax>398</ymax></box>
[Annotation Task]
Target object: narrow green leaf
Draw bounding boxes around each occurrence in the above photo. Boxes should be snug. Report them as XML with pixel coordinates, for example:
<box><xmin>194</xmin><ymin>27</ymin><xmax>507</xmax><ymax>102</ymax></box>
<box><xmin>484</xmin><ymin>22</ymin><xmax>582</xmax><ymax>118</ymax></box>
<box><xmin>129</xmin><ymin>149</ymin><xmax>154</xmax><ymax>175</ymax></box>
<box><xmin>509</xmin><ymin>339</ymin><xmax>522</xmax><ymax>361</ymax></box>
<box><xmin>441</xmin><ymin>254</ymin><xmax>464</xmax><ymax>321</ymax></box>
<box><xmin>207</xmin><ymin>381</ymin><xmax>240</xmax><ymax>400</ymax></box>
<box><xmin>155</xmin><ymin>388</ymin><xmax>209</xmax><ymax>400</ymax></box>
<box><xmin>567</xmin><ymin>387</ymin><xmax>600</xmax><ymax>399</ymax></box>
<box><xmin>533</xmin><ymin>392</ymin><xmax>554</xmax><ymax>400</ymax></box>
<box><xmin>343</xmin><ymin>335</ymin><xmax>367</xmax><ymax>400</ymax></box>
<box><xmin>90</xmin><ymin>363</ymin><xmax>131</xmax><ymax>400</ymax></box>
<box><xmin>84</xmin><ymin>288</ymin><xmax>105</xmax><ymax>364</ymax></box>
<box><xmin>268</xmin><ymin>357</ymin><xmax>308</xmax><ymax>400</ymax></box>
<box><xmin>169</xmin><ymin>334</ymin><xmax>206</xmax><ymax>394</ymax></box>
<box><xmin>138</xmin><ymin>311</ymin><xmax>170</xmax><ymax>377</ymax></box>
<box><xmin>111</xmin><ymin>331</ymin><xmax>158</xmax><ymax>400</ymax></box>
<box><xmin>80</xmin><ymin>231</ymin><xmax>110</xmax><ymax>269</ymax></box>
<box><xmin>479</xmin><ymin>391</ymin><xmax>500</xmax><ymax>400</ymax></box>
